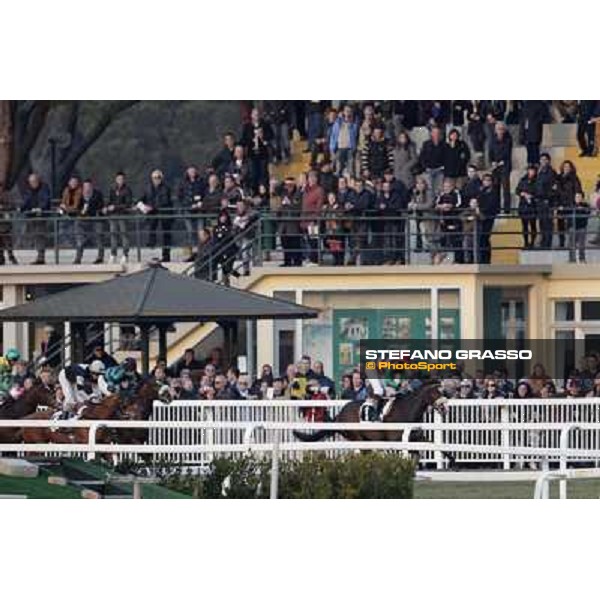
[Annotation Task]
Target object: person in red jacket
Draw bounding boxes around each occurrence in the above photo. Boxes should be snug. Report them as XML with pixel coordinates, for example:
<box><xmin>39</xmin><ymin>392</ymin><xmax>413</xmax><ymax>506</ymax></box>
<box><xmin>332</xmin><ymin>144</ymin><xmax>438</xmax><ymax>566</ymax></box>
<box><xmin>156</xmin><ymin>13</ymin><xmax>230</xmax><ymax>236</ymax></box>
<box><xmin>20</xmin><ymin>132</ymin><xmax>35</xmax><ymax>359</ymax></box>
<box><xmin>301</xmin><ymin>170</ymin><xmax>325</xmax><ymax>264</ymax></box>
<box><xmin>300</xmin><ymin>378</ymin><xmax>329</xmax><ymax>423</ymax></box>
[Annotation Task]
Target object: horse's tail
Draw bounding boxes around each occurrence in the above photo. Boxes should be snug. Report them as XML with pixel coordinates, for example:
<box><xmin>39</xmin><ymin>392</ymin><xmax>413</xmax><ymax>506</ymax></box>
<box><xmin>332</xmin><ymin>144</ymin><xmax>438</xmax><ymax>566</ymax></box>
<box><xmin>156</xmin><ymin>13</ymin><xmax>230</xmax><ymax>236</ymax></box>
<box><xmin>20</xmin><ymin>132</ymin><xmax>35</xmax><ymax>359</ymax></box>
<box><xmin>292</xmin><ymin>411</ymin><xmax>335</xmax><ymax>442</ymax></box>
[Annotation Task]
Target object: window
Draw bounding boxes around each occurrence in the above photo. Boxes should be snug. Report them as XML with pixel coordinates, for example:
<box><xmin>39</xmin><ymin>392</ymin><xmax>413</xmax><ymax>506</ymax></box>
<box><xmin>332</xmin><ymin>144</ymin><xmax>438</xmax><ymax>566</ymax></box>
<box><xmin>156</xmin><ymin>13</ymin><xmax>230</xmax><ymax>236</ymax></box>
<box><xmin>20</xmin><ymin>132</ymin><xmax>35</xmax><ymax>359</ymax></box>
<box><xmin>555</xmin><ymin>301</ymin><xmax>574</xmax><ymax>321</ymax></box>
<box><xmin>582</xmin><ymin>301</ymin><xmax>600</xmax><ymax>321</ymax></box>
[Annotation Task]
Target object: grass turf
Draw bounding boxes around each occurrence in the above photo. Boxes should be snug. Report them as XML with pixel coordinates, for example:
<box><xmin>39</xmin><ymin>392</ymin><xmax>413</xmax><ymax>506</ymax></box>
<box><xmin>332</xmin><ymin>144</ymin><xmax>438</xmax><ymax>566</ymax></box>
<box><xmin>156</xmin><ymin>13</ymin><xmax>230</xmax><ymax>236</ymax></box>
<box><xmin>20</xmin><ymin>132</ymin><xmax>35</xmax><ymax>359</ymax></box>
<box><xmin>0</xmin><ymin>474</ymin><xmax>82</xmax><ymax>499</ymax></box>
<box><xmin>0</xmin><ymin>459</ymin><xmax>189</xmax><ymax>499</ymax></box>
<box><xmin>414</xmin><ymin>479</ymin><xmax>600</xmax><ymax>499</ymax></box>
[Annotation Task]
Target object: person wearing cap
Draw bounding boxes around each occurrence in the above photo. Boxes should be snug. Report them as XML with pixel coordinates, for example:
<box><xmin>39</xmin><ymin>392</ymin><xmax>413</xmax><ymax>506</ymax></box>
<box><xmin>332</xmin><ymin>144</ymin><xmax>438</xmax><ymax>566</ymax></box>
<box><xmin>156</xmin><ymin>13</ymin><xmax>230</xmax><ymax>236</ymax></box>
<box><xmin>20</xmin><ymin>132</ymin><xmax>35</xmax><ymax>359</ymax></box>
<box><xmin>516</xmin><ymin>164</ymin><xmax>539</xmax><ymax>248</ymax></box>
<box><xmin>57</xmin><ymin>359</ymin><xmax>109</xmax><ymax>415</ymax></box>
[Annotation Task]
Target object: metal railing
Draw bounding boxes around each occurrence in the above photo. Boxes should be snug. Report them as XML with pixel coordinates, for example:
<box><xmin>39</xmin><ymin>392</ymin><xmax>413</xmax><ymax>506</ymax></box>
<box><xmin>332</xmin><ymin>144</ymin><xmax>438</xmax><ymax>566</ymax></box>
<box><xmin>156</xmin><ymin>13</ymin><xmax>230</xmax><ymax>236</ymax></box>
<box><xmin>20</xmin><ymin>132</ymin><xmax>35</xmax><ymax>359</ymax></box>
<box><xmin>1</xmin><ymin>208</ymin><xmax>597</xmax><ymax>268</ymax></box>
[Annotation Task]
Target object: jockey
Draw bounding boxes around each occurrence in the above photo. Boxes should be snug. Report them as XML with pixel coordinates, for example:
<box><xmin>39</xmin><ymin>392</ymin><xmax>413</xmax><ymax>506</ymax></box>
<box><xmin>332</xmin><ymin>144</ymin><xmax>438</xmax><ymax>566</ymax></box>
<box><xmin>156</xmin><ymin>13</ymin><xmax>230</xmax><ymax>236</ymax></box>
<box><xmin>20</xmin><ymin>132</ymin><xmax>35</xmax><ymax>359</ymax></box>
<box><xmin>57</xmin><ymin>360</ymin><xmax>109</xmax><ymax>415</ymax></box>
<box><xmin>359</xmin><ymin>378</ymin><xmax>386</xmax><ymax>422</ymax></box>
<box><xmin>105</xmin><ymin>357</ymin><xmax>141</xmax><ymax>400</ymax></box>
<box><xmin>0</xmin><ymin>348</ymin><xmax>21</xmax><ymax>401</ymax></box>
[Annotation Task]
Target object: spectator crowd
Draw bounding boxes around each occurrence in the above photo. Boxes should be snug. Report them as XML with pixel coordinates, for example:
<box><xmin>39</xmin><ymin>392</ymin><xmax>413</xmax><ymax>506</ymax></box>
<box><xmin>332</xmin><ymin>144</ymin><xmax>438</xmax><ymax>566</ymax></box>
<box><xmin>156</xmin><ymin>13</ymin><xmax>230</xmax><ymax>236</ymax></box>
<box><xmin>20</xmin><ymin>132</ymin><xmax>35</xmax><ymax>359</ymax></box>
<box><xmin>2</xmin><ymin>101</ymin><xmax>600</xmax><ymax>269</ymax></box>
<box><xmin>4</xmin><ymin>338</ymin><xmax>600</xmax><ymax>415</ymax></box>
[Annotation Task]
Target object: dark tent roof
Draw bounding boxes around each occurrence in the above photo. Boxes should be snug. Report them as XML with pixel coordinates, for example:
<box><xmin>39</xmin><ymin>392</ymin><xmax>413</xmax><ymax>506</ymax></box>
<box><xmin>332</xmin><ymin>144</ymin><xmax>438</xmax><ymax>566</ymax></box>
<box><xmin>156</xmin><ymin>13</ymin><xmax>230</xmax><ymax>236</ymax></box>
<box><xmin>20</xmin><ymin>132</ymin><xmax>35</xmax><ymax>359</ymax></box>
<box><xmin>0</xmin><ymin>263</ymin><xmax>318</xmax><ymax>323</ymax></box>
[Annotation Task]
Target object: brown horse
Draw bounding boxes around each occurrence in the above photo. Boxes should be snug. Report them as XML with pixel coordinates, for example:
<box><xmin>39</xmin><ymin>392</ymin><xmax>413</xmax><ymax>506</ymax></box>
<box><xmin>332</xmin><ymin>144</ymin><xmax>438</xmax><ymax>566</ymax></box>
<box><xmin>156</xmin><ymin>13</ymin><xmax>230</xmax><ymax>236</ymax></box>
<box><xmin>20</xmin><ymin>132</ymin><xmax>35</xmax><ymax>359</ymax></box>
<box><xmin>293</xmin><ymin>382</ymin><xmax>445</xmax><ymax>443</ymax></box>
<box><xmin>114</xmin><ymin>380</ymin><xmax>172</xmax><ymax>445</ymax></box>
<box><xmin>21</xmin><ymin>393</ymin><xmax>123</xmax><ymax>446</ymax></box>
<box><xmin>0</xmin><ymin>385</ymin><xmax>57</xmax><ymax>444</ymax></box>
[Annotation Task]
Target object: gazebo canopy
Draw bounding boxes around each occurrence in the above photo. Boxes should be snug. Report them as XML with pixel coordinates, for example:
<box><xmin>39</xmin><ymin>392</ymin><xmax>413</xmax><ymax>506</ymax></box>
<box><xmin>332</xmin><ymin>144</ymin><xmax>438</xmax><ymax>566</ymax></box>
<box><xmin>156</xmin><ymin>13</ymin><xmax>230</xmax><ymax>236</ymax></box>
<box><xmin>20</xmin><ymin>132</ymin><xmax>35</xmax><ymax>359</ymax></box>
<box><xmin>0</xmin><ymin>262</ymin><xmax>318</xmax><ymax>323</ymax></box>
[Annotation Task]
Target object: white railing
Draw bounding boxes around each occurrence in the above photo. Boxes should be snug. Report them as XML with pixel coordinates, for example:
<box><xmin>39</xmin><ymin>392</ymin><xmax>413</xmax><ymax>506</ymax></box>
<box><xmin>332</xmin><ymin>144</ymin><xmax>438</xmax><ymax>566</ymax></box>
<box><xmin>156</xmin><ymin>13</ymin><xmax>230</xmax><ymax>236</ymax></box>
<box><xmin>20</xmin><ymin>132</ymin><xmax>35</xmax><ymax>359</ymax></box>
<box><xmin>2</xmin><ymin>418</ymin><xmax>600</xmax><ymax>498</ymax></box>
<box><xmin>150</xmin><ymin>397</ymin><xmax>600</xmax><ymax>468</ymax></box>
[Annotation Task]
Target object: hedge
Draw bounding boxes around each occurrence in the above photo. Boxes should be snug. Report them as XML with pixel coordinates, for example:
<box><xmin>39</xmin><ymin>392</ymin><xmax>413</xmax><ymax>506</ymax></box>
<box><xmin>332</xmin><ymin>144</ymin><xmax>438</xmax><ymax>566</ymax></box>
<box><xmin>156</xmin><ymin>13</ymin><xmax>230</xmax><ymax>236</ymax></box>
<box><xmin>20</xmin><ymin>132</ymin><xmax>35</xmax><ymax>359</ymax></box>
<box><xmin>161</xmin><ymin>452</ymin><xmax>416</xmax><ymax>499</ymax></box>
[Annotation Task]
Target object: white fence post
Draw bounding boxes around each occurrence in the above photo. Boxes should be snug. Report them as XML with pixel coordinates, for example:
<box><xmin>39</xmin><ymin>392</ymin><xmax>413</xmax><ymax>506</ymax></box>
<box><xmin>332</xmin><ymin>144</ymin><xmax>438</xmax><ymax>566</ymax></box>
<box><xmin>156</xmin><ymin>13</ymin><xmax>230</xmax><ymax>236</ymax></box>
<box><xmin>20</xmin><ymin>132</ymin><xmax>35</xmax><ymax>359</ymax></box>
<box><xmin>559</xmin><ymin>424</ymin><xmax>580</xmax><ymax>500</ymax></box>
<box><xmin>270</xmin><ymin>434</ymin><xmax>280</xmax><ymax>500</ymax></box>
<box><xmin>433</xmin><ymin>411</ymin><xmax>443</xmax><ymax>469</ymax></box>
<box><xmin>501</xmin><ymin>405</ymin><xmax>510</xmax><ymax>470</ymax></box>
<box><xmin>87</xmin><ymin>423</ymin><xmax>99</xmax><ymax>461</ymax></box>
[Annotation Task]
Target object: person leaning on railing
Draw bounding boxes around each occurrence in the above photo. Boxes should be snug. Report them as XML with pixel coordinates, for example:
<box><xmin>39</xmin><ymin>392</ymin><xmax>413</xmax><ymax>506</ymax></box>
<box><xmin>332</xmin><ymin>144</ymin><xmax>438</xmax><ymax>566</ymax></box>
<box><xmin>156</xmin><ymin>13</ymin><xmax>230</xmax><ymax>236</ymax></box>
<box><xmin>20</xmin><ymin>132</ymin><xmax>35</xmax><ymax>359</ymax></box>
<box><xmin>21</xmin><ymin>172</ymin><xmax>51</xmax><ymax>265</ymax></box>
<box><xmin>58</xmin><ymin>175</ymin><xmax>83</xmax><ymax>252</ymax></box>
<box><xmin>105</xmin><ymin>171</ymin><xmax>134</xmax><ymax>264</ymax></box>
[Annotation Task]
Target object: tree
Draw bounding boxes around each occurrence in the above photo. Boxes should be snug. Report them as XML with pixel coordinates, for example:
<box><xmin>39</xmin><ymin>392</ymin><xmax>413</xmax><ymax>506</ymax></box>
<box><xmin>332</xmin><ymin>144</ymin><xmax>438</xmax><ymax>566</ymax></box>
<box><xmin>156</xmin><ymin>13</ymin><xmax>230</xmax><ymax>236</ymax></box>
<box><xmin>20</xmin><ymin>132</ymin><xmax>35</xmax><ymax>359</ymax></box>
<box><xmin>0</xmin><ymin>100</ymin><xmax>137</xmax><ymax>195</ymax></box>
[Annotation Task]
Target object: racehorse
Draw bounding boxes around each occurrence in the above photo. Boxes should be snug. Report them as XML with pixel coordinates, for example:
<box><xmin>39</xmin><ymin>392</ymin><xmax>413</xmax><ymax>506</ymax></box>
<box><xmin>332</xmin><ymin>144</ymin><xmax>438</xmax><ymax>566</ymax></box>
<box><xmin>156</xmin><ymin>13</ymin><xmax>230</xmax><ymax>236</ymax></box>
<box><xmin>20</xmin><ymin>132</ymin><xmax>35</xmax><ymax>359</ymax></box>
<box><xmin>0</xmin><ymin>385</ymin><xmax>56</xmax><ymax>420</ymax></box>
<box><xmin>292</xmin><ymin>382</ymin><xmax>454</xmax><ymax>465</ymax></box>
<box><xmin>20</xmin><ymin>392</ymin><xmax>123</xmax><ymax>446</ymax></box>
<box><xmin>0</xmin><ymin>385</ymin><xmax>57</xmax><ymax>444</ymax></box>
<box><xmin>114</xmin><ymin>380</ymin><xmax>172</xmax><ymax>445</ymax></box>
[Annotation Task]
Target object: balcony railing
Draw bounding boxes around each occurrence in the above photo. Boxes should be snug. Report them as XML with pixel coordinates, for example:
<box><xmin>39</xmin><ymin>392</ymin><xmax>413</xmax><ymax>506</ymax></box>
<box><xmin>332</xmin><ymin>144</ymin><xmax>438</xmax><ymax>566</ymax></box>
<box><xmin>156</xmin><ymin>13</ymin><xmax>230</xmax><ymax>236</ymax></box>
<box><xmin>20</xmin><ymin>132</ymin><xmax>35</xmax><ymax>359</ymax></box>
<box><xmin>0</xmin><ymin>208</ymin><xmax>597</xmax><ymax>268</ymax></box>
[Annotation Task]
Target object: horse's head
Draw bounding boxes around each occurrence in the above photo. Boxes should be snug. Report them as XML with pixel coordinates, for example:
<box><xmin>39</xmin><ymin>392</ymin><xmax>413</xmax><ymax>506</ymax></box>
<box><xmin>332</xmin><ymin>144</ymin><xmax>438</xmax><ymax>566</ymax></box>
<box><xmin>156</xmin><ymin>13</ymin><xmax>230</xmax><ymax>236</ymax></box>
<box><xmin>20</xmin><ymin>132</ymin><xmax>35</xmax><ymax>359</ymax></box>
<box><xmin>420</xmin><ymin>380</ymin><xmax>449</xmax><ymax>416</ymax></box>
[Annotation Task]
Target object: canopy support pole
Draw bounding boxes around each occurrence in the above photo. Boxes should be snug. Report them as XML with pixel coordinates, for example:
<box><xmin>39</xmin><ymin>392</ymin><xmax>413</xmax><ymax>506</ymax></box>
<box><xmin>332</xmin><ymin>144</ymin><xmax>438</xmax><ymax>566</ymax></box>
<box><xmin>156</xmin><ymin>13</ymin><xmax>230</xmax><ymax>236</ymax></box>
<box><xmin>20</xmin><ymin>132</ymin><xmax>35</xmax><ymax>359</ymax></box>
<box><xmin>140</xmin><ymin>325</ymin><xmax>150</xmax><ymax>376</ymax></box>
<box><xmin>158</xmin><ymin>326</ymin><xmax>168</xmax><ymax>364</ymax></box>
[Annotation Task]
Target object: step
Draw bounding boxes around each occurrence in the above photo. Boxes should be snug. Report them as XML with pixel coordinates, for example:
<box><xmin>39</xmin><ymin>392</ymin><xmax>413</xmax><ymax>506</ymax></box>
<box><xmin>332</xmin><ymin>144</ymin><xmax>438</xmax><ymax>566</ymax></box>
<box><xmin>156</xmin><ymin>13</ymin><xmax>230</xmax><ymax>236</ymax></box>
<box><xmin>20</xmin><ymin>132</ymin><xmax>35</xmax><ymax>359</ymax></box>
<box><xmin>0</xmin><ymin>458</ymin><xmax>39</xmax><ymax>478</ymax></box>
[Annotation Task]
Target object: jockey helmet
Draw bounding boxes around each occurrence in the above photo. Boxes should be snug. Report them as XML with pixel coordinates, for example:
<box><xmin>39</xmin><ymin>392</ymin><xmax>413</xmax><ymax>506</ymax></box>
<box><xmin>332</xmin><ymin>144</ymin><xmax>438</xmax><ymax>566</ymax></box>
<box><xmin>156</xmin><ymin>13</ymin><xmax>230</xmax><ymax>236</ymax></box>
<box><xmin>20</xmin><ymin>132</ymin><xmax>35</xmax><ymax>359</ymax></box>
<box><xmin>5</xmin><ymin>348</ymin><xmax>21</xmax><ymax>362</ymax></box>
<box><xmin>89</xmin><ymin>360</ymin><xmax>106</xmax><ymax>375</ymax></box>
<box><xmin>123</xmin><ymin>357</ymin><xmax>137</xmax><ymax>371</ymax></box>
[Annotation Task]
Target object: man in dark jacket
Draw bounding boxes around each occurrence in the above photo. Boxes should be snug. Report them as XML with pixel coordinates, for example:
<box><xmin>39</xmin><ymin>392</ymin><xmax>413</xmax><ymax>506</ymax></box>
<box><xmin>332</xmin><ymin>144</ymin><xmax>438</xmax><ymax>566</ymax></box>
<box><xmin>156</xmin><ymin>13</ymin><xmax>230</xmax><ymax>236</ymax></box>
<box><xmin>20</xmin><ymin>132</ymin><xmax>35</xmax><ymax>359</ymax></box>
<box><xmin>577</xmin><ymin>101</ymin><xmax>600</xmax><ymax>157</ymax></box>
<box><xmin>567</xmin><ymin>192</ymin><xmax>591</xmax><ymax>263</ymax></box>
<box><xmin>276</xmin><ymin>178</ymin><xmax>302</xmax><ymax>267</ymax></box>
<box><xmin>476</xmin><ymin>173</ymin><xmax>500</xmax><ymax>263</ymax></box>
<box><xmin>21</xmin><ymin>172</ymin><xmax>51</xmax><ymax>265</ymax></box>
<box><xmin>462</xmin><ymin>165</ymin><xmax>482</xmax><ymax>203</ymax></box>
<box><xmin>178</xmin><ymin>166</ymin><xmax>206</xmax><ymax>260</ymax></box>
<box><xmin>211</xmin><ymin>132</ymin><xmax>236</xmax><ymax>177</ymax></box>
<box><xmin>0</xmin><ymin>182</ymin><xmax>17</xmax><ymax>266</ymax></box>
<box><xmin>520</xmin><ymin>101</ymin><xmax>548</xmax><ymax>166</ymax></box>
<box><xmin>360</xmin><ymin>125</ymin><xmax>393</xmax><ymax>179</ymax></box>
<box><xmin>352</xmin><ymin>178</ymin><xmax>376</xmax><ymax>264</ymax></box>
<box><xmin>488</xmin><ymin>122</ymin><xmax>513</xmax><ymax>213</ymax></box>
<box><xmin>140</xmin><ymin>169</ymin><xmax>173</xmax><ymax>262</ymax></box>
<box><xmin>194</xmin><ymin>227</ymin><xmax>216</xmax><ymax>280</ymax></box>
<box><xmin>264</xmin><ymin>100</ymin><xmax>292</xmax><ymax>164</ymax></box>
<box><xmin>74</xmin><ymin>180</ymin><xmax>105</xmax><ymax>264</ymax></box>
<box><xmin>106</xmin><ymin>171</ymin><xmax>133</xmax><ymax>264</ymax></box>
<box><xmin>443</xmin><ymin>128</ymin><xmax>471</xmax><ymax>189</ymax></box>
<box><xmin>535</xmin><ymin>153</ymin><xmax>557</xmax><ymax>249</ymax></box>
<box><xmin>241</xmin><ymin>108</ymin><xmax>272</xmax><ymax>194</ymax></box>
<box><xmin>435</xmin><ymin>179</ymin><xmax>463</xmax><ymax>263</ymax></box>
<box><xmin>383</xmin><ymin>170</ymin><xmax>409</xmax><ymax>264</ymax></box>
<box><xmin>419</xmin><ymin>126</ymin><xmax>447</xmax><ymax>195</ymax></box>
